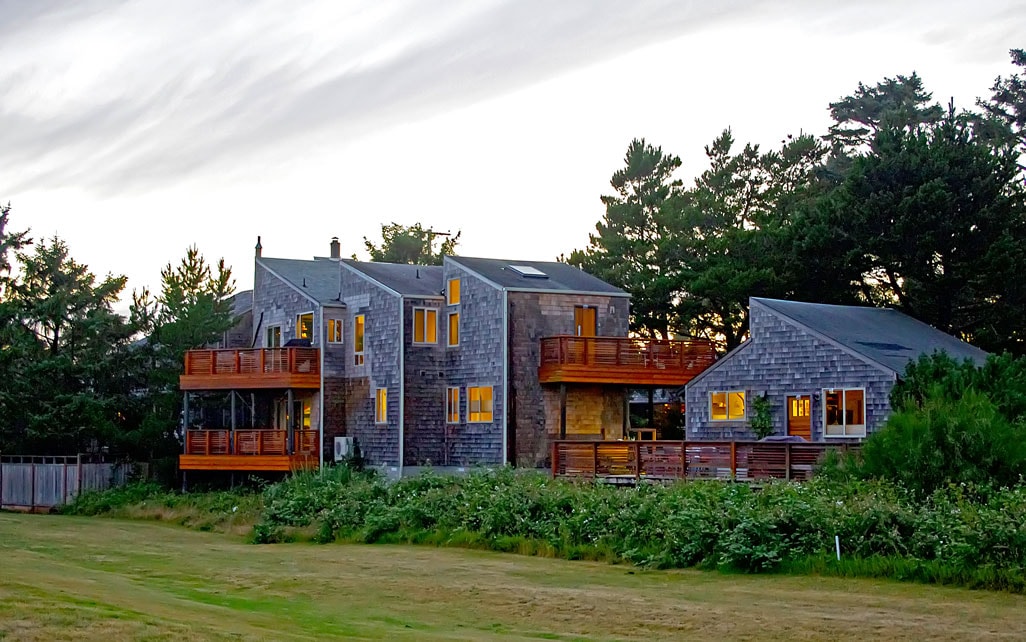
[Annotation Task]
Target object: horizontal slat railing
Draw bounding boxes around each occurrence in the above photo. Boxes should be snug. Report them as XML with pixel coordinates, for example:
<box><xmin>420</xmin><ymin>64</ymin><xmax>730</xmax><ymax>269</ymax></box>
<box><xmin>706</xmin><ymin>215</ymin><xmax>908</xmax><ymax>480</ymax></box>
<box><xmin>539</xmin><ymin>336</ymin><xmax>716</xmax><ymax>384</ymax></box>
<box><xmin>552</xmin><ymin>440</ymin><xmax>852</xmax><ymax>482</ymax></box>
<box><xmin>184</xmin><ymin>429</ymin><xmax>319</xmax><ymax>459</ymax></box>
<box><xmin>183</xmin><ymin>348</ymin><xmax>319</xmax><ymax>376</ymax></box>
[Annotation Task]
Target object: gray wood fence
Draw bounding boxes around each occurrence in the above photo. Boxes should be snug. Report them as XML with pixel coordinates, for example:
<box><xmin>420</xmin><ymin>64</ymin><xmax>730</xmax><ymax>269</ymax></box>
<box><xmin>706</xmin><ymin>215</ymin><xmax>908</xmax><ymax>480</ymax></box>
<box><xmin>0</xmin><ymin>455</ymin><xmax>138</xmax><ymax>511</ymax></box>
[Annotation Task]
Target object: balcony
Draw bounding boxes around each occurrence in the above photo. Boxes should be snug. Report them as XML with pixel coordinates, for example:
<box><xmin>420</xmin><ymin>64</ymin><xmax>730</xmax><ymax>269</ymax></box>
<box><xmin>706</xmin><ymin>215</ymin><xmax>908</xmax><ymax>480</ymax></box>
<box><xmin>179</xmin><ymin>429</ymin><xmax>319</xmax><ymax>471</ymax></box>
<box><xmin>180</xmin><ymin>347</ymin><xmax>320</xmax><ymax>390</ymax></box>
<box><xmin>538</xmin><ymin>336</ymin><xmax>717</xmax><ymax>386</ymax></box>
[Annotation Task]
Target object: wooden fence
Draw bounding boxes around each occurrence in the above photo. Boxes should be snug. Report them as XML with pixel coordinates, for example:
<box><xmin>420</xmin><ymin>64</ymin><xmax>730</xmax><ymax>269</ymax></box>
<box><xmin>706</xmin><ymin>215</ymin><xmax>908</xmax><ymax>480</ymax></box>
<box><xmin>551</xmin><ymin>440</ymin><xmax>853</xmax><ymax>482</ymax></box>
<box><xmin>0</xmin><ymin>455</ymin><xmax>139</xmax><ymax>511</ymax></box>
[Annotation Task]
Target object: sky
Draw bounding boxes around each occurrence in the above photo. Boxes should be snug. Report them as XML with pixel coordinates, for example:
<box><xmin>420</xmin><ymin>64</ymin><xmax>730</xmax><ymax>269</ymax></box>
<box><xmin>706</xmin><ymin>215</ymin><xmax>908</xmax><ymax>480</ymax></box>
<box><xmin>2</xmin><ymin>0</ymin><xmax>1024</xmax><ymax>299</ymax></box>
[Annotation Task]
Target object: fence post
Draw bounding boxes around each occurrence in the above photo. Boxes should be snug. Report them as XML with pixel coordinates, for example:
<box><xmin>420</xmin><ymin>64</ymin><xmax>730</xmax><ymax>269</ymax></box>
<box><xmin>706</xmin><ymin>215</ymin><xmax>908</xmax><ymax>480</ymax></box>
<box><xmin>785</xmin><ymin>443</ymin><xmax>792</xmax><ymax>481</ymax></box>
<box><xmin>30</xmin><ymin>460</ymin><xmax>36</xmax><ymax>512</ymax></box>
<box><xmin>76</xmin><ymin>453</ymin><xmax>83</xmax><ymax>501</ymax></box>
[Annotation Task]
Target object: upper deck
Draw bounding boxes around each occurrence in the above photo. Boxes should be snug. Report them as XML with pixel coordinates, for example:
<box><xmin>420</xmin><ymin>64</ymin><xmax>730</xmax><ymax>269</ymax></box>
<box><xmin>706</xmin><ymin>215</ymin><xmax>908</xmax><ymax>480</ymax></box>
<box><xmin>180</xmin><ymin>347</ymin><xmax>320</xmax><ymax>390</ymax></box>
<box><xmin>538</xmin><ymin>336</ymin><xmax>716</xmax><ymax>386</ymax></box>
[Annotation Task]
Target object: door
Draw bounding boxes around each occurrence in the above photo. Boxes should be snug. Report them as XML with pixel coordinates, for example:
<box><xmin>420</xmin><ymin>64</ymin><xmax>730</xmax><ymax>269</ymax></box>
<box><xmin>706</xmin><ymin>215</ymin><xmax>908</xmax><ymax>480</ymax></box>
<box><xmin>787</xmin><ymin>395</ymin><xmax>811</xmax><ymax>440</ymax></box>
<box><xmin>574</xmin><ymin>306</ymin><xmax>597</xmax><ymax>337</ymax></box>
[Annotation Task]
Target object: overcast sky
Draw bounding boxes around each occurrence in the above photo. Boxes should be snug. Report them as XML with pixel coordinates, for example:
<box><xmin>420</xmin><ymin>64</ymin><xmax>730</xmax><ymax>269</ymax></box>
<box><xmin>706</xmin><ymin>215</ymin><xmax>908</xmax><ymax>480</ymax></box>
<box><xmin>2</xmin><ymin>0</ymin><xmax>1024</xmax><ymax>298</ymax></box>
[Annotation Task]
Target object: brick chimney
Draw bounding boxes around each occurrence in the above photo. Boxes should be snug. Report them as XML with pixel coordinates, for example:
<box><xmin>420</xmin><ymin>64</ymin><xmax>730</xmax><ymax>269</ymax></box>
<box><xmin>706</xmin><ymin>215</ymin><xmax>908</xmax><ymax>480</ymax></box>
<box><xmin>330</xmin><ymin>236</ymin><xmax>340</xmax><ymax>259</ymax></box>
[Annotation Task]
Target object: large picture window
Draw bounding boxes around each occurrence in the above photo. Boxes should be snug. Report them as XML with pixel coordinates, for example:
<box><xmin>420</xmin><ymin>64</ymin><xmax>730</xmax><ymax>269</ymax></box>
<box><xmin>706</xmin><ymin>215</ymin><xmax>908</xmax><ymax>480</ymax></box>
<box><xmin>823</xmin><ymin>388</ymin><xmax>866</xmax><ymax>437</ymax></box>
<box><xmin>710</xmin><ymin>391</ymin><xmax>746</xmax><ymax>421</ymax></box>
<box><xmin>413</xmin><ymin>308</ymin><xmax>438</xmax><ymax>344</ymax></box>
<box><xmin>468</xmin><ymin>386</ymin><xmax>493</xmax><ymax>423</ymax></box>
<box><xmin>354</xmin><ymin>315</ymin><xmax>365</xmax><ymax>366</ymax></box>
<box><xmin>446</xmin><ymin>387</ymin><xmax>460</xmax><ymax>424</ymax></box>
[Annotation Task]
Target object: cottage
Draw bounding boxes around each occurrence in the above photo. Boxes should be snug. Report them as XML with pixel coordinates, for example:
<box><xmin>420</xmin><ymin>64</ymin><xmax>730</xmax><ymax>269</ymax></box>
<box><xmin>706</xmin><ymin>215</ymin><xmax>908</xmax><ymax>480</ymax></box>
<box><xmin>685</xmin><ymin>297</ymin><xmax>989</xmax><ymax>442</ymax></box>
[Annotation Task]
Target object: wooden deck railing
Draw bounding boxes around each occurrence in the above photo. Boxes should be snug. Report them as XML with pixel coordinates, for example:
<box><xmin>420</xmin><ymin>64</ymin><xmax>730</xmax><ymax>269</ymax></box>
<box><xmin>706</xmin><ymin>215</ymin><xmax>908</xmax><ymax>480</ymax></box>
<box><xmin>551</xmin><ymin>440</ymin><xmax>851</xmax><ymax>482</ymax></box>
<box><xmin>538</xmin><ymin>336</ymin><xmax>717</xmax><ymax>385</ymax></box>
<box><xmin>185</xmin><ymin>429</ymin><xmax>319</xmax><ymax>457</ymax></box>
<box><xmin>183</xmin><ymin>348</ymin><xmax>320</xmax><ymax>376</ymax></box>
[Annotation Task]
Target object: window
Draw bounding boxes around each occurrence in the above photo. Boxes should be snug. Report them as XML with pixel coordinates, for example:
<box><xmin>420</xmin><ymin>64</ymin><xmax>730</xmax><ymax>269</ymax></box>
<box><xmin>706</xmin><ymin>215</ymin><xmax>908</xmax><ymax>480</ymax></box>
<box><xmin>327</xmin><ymin>318</ymin><xmax>343</xmax><ymax>344</ymax></box>
<box><xmin>448</xmin><ymin>278</ymin><xmax>460</xmax><ymax>305</ymax></box>
<box><xmin>296</xmin><ymin>312</ymin><xmax>314</xmax><ymax>341</ymax></box>
<box><xmin>375</xmin><ymin>388</ymin><xmax>387</xmax><ymax>424</ymax></box>
<box><xmin>710</xmin><ymin>391</ymin><xmax>746</xmax><ymax>421</ymax></box>
<box><xmin>266</xmin><ymin>325</ymin><xmax>281</xmax><ymax>348</ymax></box>
<box><xmin>413</xmin><ymin>308</ymin><xmax>438</xmax><ymax>344</ymax></box>
<box><xmin>448</xmin><ymin>312</ymin><xmax>459</xmax><ymax>347</ymax></box>
<box><xmin>468</xmin><ymin>386</ymin><xmax>493</xmax><ymax>422</ymax></box>
<box><xmin>574</xmin><ymin>306</ymin><xmax>597</xmax><ymax>337</ymax></box>
<box><xmin>824</xmin><ymin>388</ymin><xmax>866</xmax><ymax>437</ymax></box>
<box><xmin>446</xmin><ymin>387</ymin><xmax>460</xmax><ymax>424</ymax></box>
<box><xmin>354</xmin><ymin>315</ymin><xmax>365</xmax><ymax>366</ymax></box>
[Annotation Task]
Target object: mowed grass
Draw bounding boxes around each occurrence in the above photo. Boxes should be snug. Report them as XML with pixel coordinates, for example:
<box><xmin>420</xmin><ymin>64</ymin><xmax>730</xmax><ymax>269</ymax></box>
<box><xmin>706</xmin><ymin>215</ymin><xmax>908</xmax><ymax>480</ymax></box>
<box><xmin>1</xmin><ymin>513</ymin><xmax>1025</xmax><ymax>641</ymax></box>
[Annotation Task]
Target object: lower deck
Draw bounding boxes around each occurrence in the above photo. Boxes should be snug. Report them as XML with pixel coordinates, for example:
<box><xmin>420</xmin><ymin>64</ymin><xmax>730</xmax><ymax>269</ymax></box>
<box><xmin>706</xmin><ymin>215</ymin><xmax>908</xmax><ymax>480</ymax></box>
<box><xmin>180</xmin><ymin>429</ymin><xmax>319</xmax><ymax>472</ymax></box>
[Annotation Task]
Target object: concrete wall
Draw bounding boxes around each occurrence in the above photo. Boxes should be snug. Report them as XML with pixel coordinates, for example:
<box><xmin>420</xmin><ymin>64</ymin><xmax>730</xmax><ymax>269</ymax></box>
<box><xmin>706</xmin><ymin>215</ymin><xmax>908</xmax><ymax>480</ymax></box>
<box><xmin>685</xmin><ymin>300</ymin><xmax>896</xmax><ymax>442</ymax></box>
<box><xmin>508</xmin><ymin>291</ymin><xmax>631</xmax><ymax>467</ymax></box>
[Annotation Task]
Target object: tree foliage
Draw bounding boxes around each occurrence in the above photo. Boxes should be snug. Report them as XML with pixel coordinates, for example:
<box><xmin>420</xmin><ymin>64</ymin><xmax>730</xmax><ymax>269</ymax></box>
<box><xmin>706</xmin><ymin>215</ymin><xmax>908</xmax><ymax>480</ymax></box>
<box><xmin>363</xmin><ymin>222</ymin><xmax>460</xmax><ymax>265</ymax></box>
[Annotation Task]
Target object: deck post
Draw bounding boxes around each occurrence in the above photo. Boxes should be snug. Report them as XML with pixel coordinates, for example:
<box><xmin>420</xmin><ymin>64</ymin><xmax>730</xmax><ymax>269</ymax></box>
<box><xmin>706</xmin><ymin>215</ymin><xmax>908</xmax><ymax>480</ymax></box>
<box><xmin>634</xmin><ymin>441</ymin><xmax>641</xmax><ymax>481</ymax></box>
<box><xmin>647</xmin><ymin>388</ymin><xmax>654</xmax><ymax>429</ymax></box>
<box><xmin>785</xmin><ymin>443</ymin><xmax>791</xmax><ymax>481</ymax></box>
<box><xmin>593</xmin><ymin>442</ymin><xmax>599</xmax><ymax>477</ymax></box>
<box><xmin>559</xmin><ymin>384</ymin><xmax>567</xmax><ymax>439</ymax></box>
<box><xmin>730</xmin><ymin>441</ymin><xmax>737</xmax><ymax>481</ymax></box>
<box><xmin>182</xmin><ymin>392</ymin><xmax>190</xmax><ymax>452</ymax></box>
<box><xmin>286</xmin><ymin>389</ymin><xmax>295</xmax><ymax>454</ymax></box>
<box><xmin>551</xmin><ymin>441</ymin><xmax>558</xmax><ymax>477</ymax></box>
<box><xmin>230</xmin><ymin>391</ymin><xmax>236</xmax><ymax>454</ymax></box>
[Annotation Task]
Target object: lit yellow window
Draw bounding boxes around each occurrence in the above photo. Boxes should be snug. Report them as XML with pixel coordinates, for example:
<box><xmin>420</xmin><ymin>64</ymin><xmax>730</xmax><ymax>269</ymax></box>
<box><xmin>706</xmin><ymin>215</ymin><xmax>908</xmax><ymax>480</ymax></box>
<box><xmin>711</xmin><ymin>391</ymin><xmax>745</xmax><ymax>421</ymax></box>
<box><xmin>448</xmin><ymin>279</ymin><xmax>460</xmax><ymax>305</ymax></box>
<box><xmin>468</xmin><ymin>386</ymin><xmax>493</xmax><ymax>422</ymax></box>
<box><xmin>354</xmin><ymin>315</ymin><xmax>365</xmax><ymax>366</ymax></box>
<box><xmin>413</xmin><ymin>308</ymin><xmax>437</xmax><ymax>344</ymax></box>
<box><xmin>375</xmin><ymin>388</ymin><xmax>387</xmax><ymax>424</ymax></box>
<box><xmin>448</xmin><ymin>312</ymin><xmax>459</xmax><ymax>346</ymax></box>
<box><xmin>328</xmin><ymin>318</ymin><xmax>343</xmax><ymax>344</ymax></box>
<box><xmin>296</xmin><ymin>312</ymin><xmax>313</xmax><ymax>340</ymax></box>
<box><xmin>446</xmin><ymin>387</ymin><xmax>460</xmax><ymax>424</ymax></box>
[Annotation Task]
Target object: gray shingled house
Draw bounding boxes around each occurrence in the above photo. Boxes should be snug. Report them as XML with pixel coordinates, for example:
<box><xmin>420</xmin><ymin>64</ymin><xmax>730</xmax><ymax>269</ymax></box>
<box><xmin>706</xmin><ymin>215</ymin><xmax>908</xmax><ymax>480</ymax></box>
<box><xmin>179</xmin><ymin>238</ymin><xmax>717</xmax><ymax>475</ymax></box>
<box><xmin>685</xmin><ymin>297</ymin><xmax>989</xmax><ymax>442</ymax></box>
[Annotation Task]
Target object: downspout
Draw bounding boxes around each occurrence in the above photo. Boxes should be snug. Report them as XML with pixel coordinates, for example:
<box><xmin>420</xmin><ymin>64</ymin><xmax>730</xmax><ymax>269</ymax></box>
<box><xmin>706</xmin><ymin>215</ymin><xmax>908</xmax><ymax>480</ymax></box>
<box><xmin>502</xmin><ymin>288</ymin><xmax>509</xmax><ymax>466</ymax></box>
<box><xmin>398</xmin><ymin>295</ymin><xmax>405</xmax><ymax>477</ymax></box>
<box><xmin>318</xmin><ymin>306</ymin><xmax>325</xmax><ymax>472</ymax></box>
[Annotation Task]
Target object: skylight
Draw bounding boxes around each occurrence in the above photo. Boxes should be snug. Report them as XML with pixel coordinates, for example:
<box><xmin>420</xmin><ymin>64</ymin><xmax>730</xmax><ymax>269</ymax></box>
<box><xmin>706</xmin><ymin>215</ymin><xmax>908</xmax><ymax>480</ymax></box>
<box><xmin>508</xmin><ymin>264</ymin><xmax>549</xmax><ymax>279</ymax></box>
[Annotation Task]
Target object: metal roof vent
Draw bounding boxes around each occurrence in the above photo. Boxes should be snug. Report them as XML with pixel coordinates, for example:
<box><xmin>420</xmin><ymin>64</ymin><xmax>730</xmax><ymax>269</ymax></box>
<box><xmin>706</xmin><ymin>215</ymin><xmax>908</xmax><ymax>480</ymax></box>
<box><xmin>508</xmin><ymin>264</ymin><xmax>548</xmax><ymax>279</ymax></box>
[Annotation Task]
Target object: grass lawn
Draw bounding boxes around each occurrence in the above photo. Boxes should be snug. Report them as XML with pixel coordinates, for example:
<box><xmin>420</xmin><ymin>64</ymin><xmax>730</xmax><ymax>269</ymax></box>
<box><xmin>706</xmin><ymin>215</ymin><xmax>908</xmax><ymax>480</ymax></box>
<box><xmin>1</xmin><ymin>513</ymin><xmax>1024</xmax><ymax>641</ymax></box>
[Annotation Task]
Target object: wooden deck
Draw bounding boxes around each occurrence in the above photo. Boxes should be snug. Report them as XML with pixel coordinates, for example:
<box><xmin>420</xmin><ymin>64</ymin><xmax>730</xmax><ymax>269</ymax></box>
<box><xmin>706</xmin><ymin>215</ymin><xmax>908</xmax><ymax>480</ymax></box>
<box><xmin>538</xmin><ymin>336</ymin><xmax>717</xmax><ymax>386</ymax></box>
<box><xmin>180</xmin><ymin>429</ymin><xmax>319</xmax><ymax>471</ymax></box>
<box><xmin>551</xmin><ymin>440</ymin><xmax>851</xmax><ymax>482</ymax></box>
<box><xmin>180</xmin><ymin>348</ymin><xmax>320</xmax><ymax>390</ymax></box>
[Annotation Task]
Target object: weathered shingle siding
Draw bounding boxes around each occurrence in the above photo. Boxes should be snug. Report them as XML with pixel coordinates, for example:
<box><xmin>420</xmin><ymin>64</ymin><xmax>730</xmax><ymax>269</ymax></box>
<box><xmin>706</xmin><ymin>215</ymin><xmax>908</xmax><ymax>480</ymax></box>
<box><xmin>403</xmin><ymin>297</ymin><xmax>447</xmax><ymax>466</ymax></box>
<box><xmin>340</xmin><ymin>268</ymin><xmax>402</xmax><ymax>468</ymax></box>
<box><xmin>219</xmin><ymin>309</ymin><xmax>254</xmax><ymax>348</ymax></box>
<box><xmin>253</xmin><ymin>262</ymin><xmax>322</xmax><ymax>347</ymax></box>
<box><xmin>442</xmin><ymin>261</ymin><xmax>505</xmax><ymax>465</ymax></box>
<box><xmin>321</xmin><ymin>303</ymin><xmax>347</xmax><ymax>460</ymax></box>
<box><xmin>686</xmin><ymin>302</ymin><xmax>896</xmax><ymax>441</ymax></box>
<box><xmin>508</xmin><ymin>292</ymin><xmax>630</xmax><ymax>467</ymax></box>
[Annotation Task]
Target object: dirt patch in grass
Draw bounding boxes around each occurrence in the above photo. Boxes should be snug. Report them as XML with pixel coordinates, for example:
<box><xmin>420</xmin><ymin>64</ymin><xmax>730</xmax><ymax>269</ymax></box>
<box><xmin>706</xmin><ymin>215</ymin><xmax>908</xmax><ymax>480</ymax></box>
<box><xmin>1</xmin><ymin>512</ymin><xmax>1024</xmax><ymax>641</ymax></box>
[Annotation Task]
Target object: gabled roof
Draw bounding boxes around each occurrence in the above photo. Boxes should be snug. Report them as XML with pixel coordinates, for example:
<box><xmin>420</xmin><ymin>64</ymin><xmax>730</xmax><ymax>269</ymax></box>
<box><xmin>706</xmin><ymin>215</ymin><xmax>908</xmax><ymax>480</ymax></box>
<box><xmin>340</xmin><ymin>260</ymin><xmax>444</xmax><ymax>297</ymax></box>
<box><xmin>226</xmin><ymin>289</ymin><xmax>253</xmax><ymax>315</ymax></box>
<box><xmin>752</xmin><ymin>297</ymin><xmax>989</xmax><ymax>374</ymax></box>
<box><xmin>448</xmin><ymin>256</ymin><xmax>628</xmax><ymax>296</ymax></box>
<box><xmin>258</xmin><ymin>257</ymin><xmax>341</xmax><ymax>304</ymax></box>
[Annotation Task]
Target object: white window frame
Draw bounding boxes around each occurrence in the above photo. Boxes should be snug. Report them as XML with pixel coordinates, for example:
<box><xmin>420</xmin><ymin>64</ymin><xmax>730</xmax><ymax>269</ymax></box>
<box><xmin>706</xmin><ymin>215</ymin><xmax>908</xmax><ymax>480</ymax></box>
<box><xmin>327</xmin><ymin>318</ymin><xmax>343</xmax><ymax>344</ymax></box>
<box><xmin>265</xmin><ymin>325</ymin><xmax>282</xmax><ymax>348</ymax></box>
<box><xmin>296</xmin><ymin>311</ymin><xmax>315</xmax><ymax>343</ymax></box>
<box><xmin>709</xmin><ymin>390</ymin><xmax>746</xmax><ymax>421</ymax></box>
<box><xmin>822</xmin><ymin>387</ymin><xmax>867</xmax><ymax>438</ymax></box>
<box><xmin>413</xmin><ymin>307</ymin><xmax>438</xmax><ymax>345</ymax></box>
<box><xmin>446</xmin><ymin>387</ymin><xmax>460</xmax><ymax>424</ymax></box>
<box><xmin>375</xmin><ymin>387</ymin><xmax>387</xmax><ymax>425</ymax></box>
<box><xmin>354</xmin><ymin>314</ymin><xmax>365</xmax><ymax>366</ymax></box>
<box><xmin>467</xmin><ymin>385</ymin><xmax>493</xmax><ymax>423</ymax></box>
